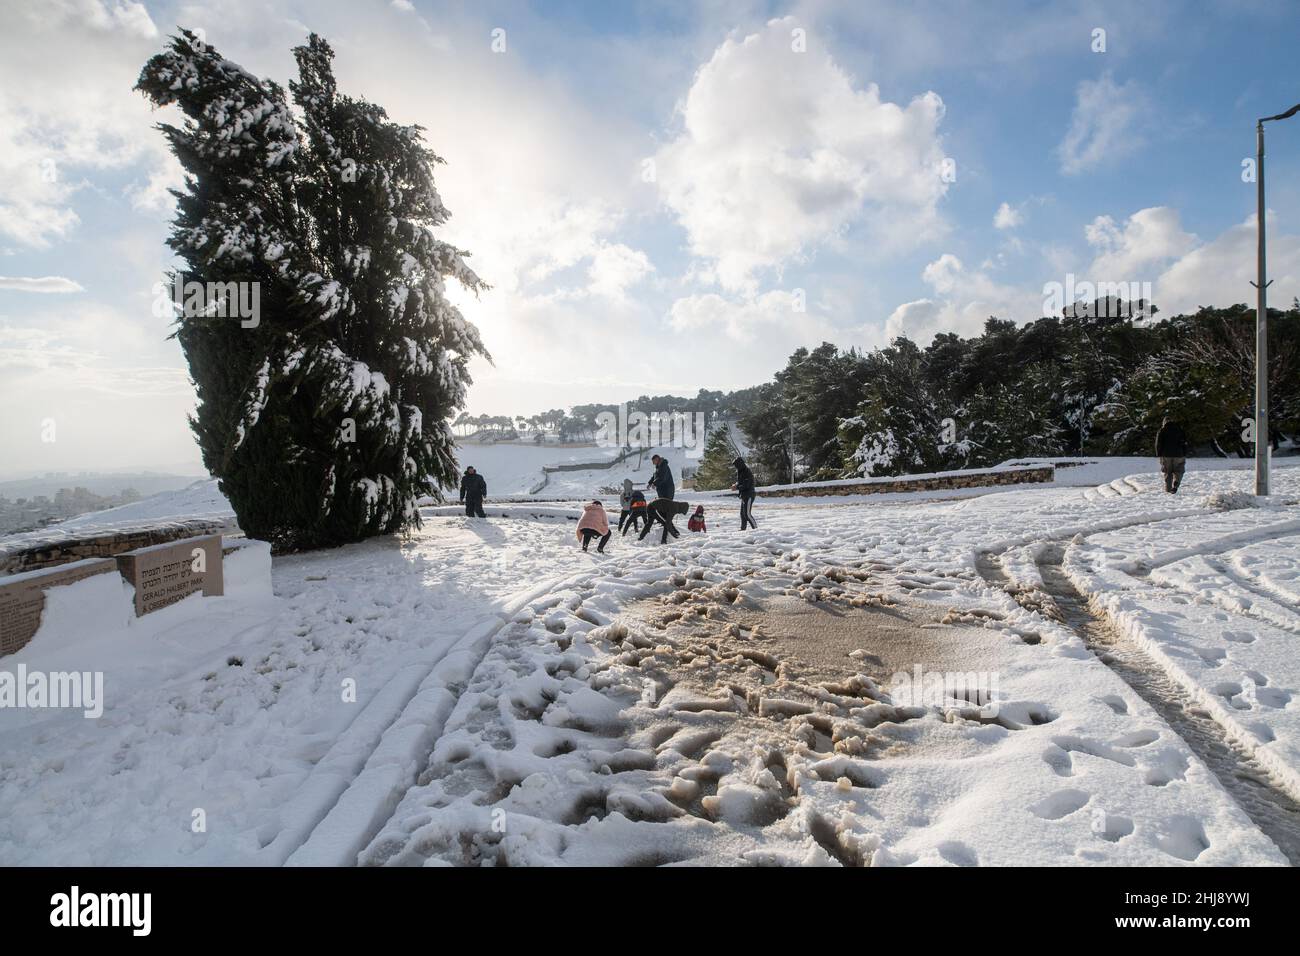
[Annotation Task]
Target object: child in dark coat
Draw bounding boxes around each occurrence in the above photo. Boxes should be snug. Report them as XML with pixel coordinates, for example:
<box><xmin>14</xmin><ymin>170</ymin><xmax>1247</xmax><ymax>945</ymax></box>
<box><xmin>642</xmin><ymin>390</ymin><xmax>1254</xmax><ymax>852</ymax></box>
<box><xmin>687</xmin><ymin>505</ymin><xmax>706</xmax><ymax>532</ymax></box>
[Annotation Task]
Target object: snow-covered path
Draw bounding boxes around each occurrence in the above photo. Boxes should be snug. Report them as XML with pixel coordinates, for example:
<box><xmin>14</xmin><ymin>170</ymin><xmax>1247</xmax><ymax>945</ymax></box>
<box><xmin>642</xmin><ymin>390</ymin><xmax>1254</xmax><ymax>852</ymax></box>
<box><xmin>3</xmin><ymin>462</ymin><xmax>1298</xmax><ymax>866</ymax></box>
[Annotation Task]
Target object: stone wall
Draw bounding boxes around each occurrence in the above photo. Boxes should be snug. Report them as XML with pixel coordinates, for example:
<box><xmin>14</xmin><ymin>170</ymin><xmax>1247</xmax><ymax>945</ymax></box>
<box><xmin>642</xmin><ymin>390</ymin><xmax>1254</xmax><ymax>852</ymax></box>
<box><xmin>755</xmin><ymin>465</ymin><xmax>1055</xmax><ymax>498</ymax></box>
<box><xmin>0</xmin><ymin>518</ymin><xmax>237</xmax><ymax>577</ymax></box>
<box><xmin>542</xmin><ymin>446</ymin><xmax>646</xmax><ymax>473</ymax></box>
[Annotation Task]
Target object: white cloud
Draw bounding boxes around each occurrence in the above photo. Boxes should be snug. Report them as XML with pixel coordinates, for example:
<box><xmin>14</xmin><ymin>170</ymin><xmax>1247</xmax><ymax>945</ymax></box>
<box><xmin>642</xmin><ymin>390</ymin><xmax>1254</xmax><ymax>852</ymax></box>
<box><xmin>993</xmin><ymin>201</ymin><xmax>1023</xmax><ymax>230</ymax></box>
<box><xmin>653</xmin><ymin>16</ymin><xmax>949</xmax><ymax>293</ymax></box>
<box><xmin>884</xmin><ymin>207</ymin><xmax>1300</xmax><ymax>346</ymax></box>
<box><xmin>0</xmin><ymin>0</ymin><xmax>170</xmax><ymax>247</ymax></box>
<box><xmin>1085</xmin><ymin>206</ymin><xmax>1198</xmax><ymax>279</ymax></box>
<box><xmin>0</xmin><ymin>304</ymin><xmax>190</xmax><ymax>395</ymax></box>
<box><xmin>322</xmin><ymin>15</ymin><xmax>656</xmax><ymax>353</ymax></box>
<box><xmin>37</xmin><ymin>0</ymin><xmax>160</xmax><ymax>39</ymax></box>
<box><xmin>668</xmin><ymin>290</ymin><xmax>820</xmax><ymax>339</ymax></box>
<box><xmin>657</xmin><ymin>288</ymin><xmax>844</xmax><ymax>388</ymax></box>
<box><xmin>0</xmin><ymin>275</ymin><xmax>84</xmax><ymax>293</ymax></box>
<box><xmin>883</xmin><ymin>253</ymin><xmax>1043</xmax><ymax>344</ymax></box>
<box><xmin>587</xmin><ymin>244</ymin><xmax>654</xmax><ymax>301</ymax></box>
<box><xmin>126</xmin><ymin>162</ymin><xmax>185</xmax><ymax>215</ymax></box>
<box><xmin>1156</xmin><ymin>212</ymin><xmax>1300</xmax><ymax>315</ymax></box>
<box><xmin>1058</xmin><ymin>73</ymin><xmax>1147</xmax><ymax>175</ymax></box>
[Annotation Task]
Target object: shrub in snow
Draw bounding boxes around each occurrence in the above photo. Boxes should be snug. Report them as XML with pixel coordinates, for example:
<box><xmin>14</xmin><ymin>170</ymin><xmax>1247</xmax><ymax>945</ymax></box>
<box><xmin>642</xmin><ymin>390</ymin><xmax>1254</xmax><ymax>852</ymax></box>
<box><xmin>1203</xmin><ymin>489</ymin><xmax>1258</xmax><ymax>511</ymax></box>
<box><xmin>137</xmin><ymin>31</ymin><xmax>488</xmax><ymax>549</ymax></box>
<box><xmin>835</xmin><ymin>340</ymin><xmax>948</xmax><ymax>478</ymax></box>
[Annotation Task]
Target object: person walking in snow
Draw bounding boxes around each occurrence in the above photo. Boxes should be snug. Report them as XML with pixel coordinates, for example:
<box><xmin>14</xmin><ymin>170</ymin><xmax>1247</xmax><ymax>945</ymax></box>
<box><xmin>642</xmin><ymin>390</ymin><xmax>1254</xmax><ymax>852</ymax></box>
<box><xmin>731</xmin><ymin>455</ymin><xmax>757</xmax><ymax>530</ymax></box>
<box><xmin>1155</xmin><ymin>417</ymin><xmax>1189</xmax><ymax>494</ymax></box>
<box><xmin>687</xmin><ymin>505</ymin><xmax>707</xmax><ymax>532</ymax></box>
<box><xmin>459</xmin><ymin>466</ymin><xmax>487</xmax><ymax>517</ymax></box>
<box><xmin>576</xmin><ymin>500</ymin><xmax>611</xmax><ymax>553</ymax></box>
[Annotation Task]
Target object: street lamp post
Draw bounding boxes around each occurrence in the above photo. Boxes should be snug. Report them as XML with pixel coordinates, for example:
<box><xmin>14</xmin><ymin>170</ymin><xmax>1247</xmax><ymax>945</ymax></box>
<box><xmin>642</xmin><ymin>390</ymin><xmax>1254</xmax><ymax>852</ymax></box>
<box><xmin>1254</xmin><ymin>102</ymin><xmax>1300</xmax><ymax>497</ymax></box>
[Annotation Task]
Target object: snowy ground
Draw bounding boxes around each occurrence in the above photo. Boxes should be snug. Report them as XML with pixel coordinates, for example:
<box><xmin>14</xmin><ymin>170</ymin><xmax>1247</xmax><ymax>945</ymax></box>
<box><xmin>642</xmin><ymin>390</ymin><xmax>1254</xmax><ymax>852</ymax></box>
<box><xmin>10</xmin><ymin>454</ymin><xmax>1278</xmax><ymax>545</ymax></box>
<box><xmin>3</xmin><ymin>460</ymin><xmax>1299</xmax><ymax>866</ymax></box>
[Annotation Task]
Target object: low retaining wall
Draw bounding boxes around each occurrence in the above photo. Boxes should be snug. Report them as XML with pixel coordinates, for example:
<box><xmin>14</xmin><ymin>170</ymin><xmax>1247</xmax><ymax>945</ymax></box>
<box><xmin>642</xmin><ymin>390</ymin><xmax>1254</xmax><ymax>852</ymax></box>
<box><xmin>755</xmin><ymin>465</ymin><xmax>1055</xmax><ymax>498</ymax></box>
<box><xmin>542</xmin><ymin>445</ymin><xmax>646</xmax><ymax>474</ymax></box>
<box><xmin>1</xmin><ymin>534</ymin><xmax>270</xmax><ymax>659</ymax></box>
<box><xmin>0</xmin><ymin>518</ymin><xmax>238</xmax><ymax>577</ymax></box>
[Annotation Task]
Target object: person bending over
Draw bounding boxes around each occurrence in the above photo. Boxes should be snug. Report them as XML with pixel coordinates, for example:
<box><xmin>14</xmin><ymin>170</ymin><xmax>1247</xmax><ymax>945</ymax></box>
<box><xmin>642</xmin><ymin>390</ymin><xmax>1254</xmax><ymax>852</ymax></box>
<box><xmin>576</xmin><ymin>500</ymin><xmax>612</xmax><ymax>553</ymax></box>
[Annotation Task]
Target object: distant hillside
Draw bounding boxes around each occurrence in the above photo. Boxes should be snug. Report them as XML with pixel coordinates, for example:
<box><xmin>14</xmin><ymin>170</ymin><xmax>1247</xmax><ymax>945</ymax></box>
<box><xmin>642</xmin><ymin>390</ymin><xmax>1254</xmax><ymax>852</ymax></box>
<box><xmin>0</xmin><ymin>472</ymin><xmax>205</xmax><ymax>501</ymax></box>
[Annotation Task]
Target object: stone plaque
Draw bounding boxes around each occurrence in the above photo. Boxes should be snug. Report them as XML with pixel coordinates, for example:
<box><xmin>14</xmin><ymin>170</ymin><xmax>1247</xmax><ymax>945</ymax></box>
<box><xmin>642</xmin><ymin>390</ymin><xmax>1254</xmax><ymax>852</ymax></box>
<box><xmin>0</xmin><ymin>558</ymin><xmax>118</xmax><ymax>657</ymax></box>
<box><xmin>115</xmin><ymin>534</ymin><xmax>224</xmax><ymax>617</ymax></box>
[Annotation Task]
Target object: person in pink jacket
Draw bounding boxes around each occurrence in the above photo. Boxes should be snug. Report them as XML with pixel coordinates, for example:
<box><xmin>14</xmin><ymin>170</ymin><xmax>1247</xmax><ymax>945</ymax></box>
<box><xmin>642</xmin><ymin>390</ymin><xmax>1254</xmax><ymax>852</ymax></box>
<box><xmin>575</xmin><ymin>500</ymin><xmax>611</xmax><ymax>553</ymax></box>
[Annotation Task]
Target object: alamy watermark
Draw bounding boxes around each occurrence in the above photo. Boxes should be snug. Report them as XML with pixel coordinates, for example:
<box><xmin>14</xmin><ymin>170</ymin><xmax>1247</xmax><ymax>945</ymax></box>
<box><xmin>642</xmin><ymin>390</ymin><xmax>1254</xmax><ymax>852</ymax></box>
<box><xmin>890</xmin><ymin>665</ymin><xmax>999</xmax><ymax>717</ymax></box>
<box><xmin>0</xmin><ymin>665</ymin><xmax>103</xmax><ymax>718</ymax></box>
<box><xmin>152</xmin><ymin>273</ymin><xmax>260</xmax><ymax>328</ymax></box>
<box><xmin>1042</xmin><ymin>273</ymin><xmax>1154</xmax><ymax>319</ymax></box>
<box><xmin>50</xmin><ymin>886</ymin><xmax>150</xmax><ymax>936</ymax></box>
<box><xmin>595</xmin><ymin>404</ymin><xmax>708</xmax><ymax>459</ymax></box>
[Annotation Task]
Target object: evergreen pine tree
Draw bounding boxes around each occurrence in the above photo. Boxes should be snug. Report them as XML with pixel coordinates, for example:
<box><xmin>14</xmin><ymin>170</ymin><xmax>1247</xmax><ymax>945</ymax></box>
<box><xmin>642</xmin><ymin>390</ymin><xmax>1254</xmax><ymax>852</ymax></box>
<box><xmin>736</xmin><ymin>382</ymin><xmax>795</xmax><ymax>484</ymax></box>
<box><xmin>958</xmin><ymin>364</ymin><xmax>1065</xmax><ymax>466</ymax></box>
<box><xmin>694</xmin><ymin>423</ymin><xmax>741</xmax><ymax>490</ymax></box>
<box><xmin>137</xmin><ymin>31</ymin><xmax>488</xmax><ymax>549</ymax></box>
<box><xmin>836</xmin><ymin>338</ymin><xmax>949</xmax><ymax>477</ymax></box>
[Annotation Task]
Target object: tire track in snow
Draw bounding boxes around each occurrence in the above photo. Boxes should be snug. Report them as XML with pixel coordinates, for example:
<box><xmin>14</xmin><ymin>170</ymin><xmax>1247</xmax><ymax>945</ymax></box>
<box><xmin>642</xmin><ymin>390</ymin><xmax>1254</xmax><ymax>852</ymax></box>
<box><xmin>1209</xmin><ymin>554</ymin><xmax>1300</xmax><ymax>627</ymax></box>
<box><xmin>283</xmin><ymin>567</ymin><xmax>600</xmax><ymax>866</ymax></box>
<box><xmin>980</xmin><ymin>542</ymin><xmax>1300</xmax><ymax>864</ymax></box>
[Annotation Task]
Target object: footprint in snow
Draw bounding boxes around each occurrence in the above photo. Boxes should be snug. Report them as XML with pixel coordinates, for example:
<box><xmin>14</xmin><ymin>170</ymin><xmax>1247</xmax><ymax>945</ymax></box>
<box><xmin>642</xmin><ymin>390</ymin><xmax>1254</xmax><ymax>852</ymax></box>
<box><xmin>1028</xmin><ymin>788</ymin><xmax>1090</xmax><ymax>820</ymax></box>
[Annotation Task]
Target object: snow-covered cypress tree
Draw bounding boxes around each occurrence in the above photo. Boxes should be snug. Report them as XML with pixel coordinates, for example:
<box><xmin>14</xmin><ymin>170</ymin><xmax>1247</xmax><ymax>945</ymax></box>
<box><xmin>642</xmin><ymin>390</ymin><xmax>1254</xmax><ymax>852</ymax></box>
<box><xmin>137</xmin><ymin>31</ymin><xmax>488</xmax><ymax>549</ymax></box>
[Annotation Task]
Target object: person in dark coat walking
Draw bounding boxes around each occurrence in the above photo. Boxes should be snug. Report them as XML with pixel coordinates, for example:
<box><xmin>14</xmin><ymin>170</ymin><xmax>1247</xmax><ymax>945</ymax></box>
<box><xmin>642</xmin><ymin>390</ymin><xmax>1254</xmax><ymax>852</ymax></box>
<box><xmin>1155</xmin><ymin>417</ymin><xmax>1189</xmax><ymax>494</ymax></box>
<box><xmin>459</xmin><ymin>466</ymin><xmax>487</xmax><ymax>516</ymax></box>
<box><xmin>731</xmin><ymin>456</ymin><xmax>757</xmax><ymax>530</ymax></box>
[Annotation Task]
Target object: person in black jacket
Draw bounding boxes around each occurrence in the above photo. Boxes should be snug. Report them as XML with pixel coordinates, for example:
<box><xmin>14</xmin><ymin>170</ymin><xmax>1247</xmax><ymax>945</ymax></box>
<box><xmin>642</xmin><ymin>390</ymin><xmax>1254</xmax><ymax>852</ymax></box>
<box><xmin>1154</xmin><ymin>418</ymin><xmax>1189</xmax><ymax>494</ymax></box>
<box><xmin>639</xmin><ymin>497</ymin><xmax>684</xmax><ymax>543</ymax></box>
<box><xmin>647</xmin><ymin>455</ymin><xmax>675</xmax><ymax>500</ymax></box>
<box><xmin>459</xmin><ymin>466</ymin><xmax>487</xmax><ymax>516</ymax></box>
<box><xmin>731</xmin><ymin>456</ymin><xmax>757</xmax><ymax>530</ymax></box>
<box><xmin>640</xmin><ymin>455</ymin><xmax>680</xmax><ymax>543</ymax></box>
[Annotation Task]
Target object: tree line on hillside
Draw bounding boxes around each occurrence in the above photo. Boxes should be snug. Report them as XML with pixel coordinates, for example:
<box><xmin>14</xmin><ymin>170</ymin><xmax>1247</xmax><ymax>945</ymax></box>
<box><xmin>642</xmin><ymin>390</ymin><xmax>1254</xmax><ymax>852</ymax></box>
<box><xmin>466</xmin><ymin>302</ymin><xmax>1299</xmax><ymax>487</ymax></box>
<box><xmin>692</xmin><ymin>301</ymin><xmax>1299</xmax><ymax>489</ymax></box>
<box><xmin>455</xmin><ymin>391</ymin><xmax>757</xmax><ymax>443</ymax></box>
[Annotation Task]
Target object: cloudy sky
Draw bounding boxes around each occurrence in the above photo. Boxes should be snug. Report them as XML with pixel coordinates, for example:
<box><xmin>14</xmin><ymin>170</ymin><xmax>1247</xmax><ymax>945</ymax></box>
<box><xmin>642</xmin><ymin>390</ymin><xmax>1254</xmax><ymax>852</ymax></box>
<box><xmin>2</xmin><ymin>0</ymin><xmax>1299</xmax><ymax>474</ymax></box>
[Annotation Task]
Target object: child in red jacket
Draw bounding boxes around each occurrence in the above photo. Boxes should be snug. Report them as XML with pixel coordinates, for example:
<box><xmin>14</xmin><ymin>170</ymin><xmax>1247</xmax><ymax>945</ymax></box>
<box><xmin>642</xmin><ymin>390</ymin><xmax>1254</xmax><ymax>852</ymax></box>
<box><xmin>687</xmin><ymin>505</ymin><xmax>706</xmax><ymax>532</ymax></box>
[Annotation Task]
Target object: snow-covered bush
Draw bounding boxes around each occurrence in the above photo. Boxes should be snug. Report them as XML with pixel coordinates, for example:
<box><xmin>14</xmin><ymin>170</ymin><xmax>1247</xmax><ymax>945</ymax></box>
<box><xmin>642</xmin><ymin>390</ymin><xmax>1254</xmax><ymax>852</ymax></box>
<box><xmin>1202</xmin><ymin>489</ymin><xmax>1258</xmax><ymax>511</ymax></box>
